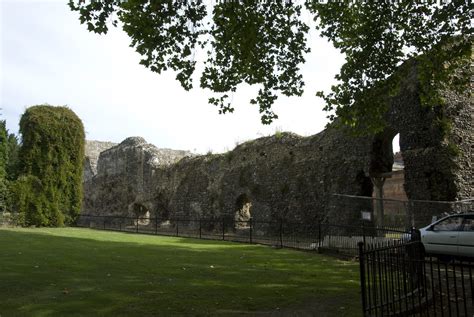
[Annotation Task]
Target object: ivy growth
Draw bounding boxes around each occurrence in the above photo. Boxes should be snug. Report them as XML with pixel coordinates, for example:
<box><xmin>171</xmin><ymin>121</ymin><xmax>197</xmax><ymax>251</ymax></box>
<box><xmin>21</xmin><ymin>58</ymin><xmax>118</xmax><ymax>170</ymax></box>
<box><xmin>12</xmin><ymin>105</ymin><xmax>85</xmax><ymax>226</ymax></box>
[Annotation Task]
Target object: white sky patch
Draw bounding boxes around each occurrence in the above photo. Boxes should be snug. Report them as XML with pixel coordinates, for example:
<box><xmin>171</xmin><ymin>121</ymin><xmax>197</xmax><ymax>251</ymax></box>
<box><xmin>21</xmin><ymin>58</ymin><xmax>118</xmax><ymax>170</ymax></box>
<box><xmin>0</xmin><ymin>0</ymin><xmax>399</xmax><ymax>154</ymax></box>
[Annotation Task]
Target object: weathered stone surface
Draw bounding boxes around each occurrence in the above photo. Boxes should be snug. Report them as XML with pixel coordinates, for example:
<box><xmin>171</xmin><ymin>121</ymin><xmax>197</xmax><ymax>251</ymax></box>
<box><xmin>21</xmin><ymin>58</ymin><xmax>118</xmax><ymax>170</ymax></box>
<box><xmin>81</xmin><ymin>59</ymin><xmax>472</xmax><ymax>228</ymax></box>
<box><xmin>84</xmin><ymin>140</ymin><xmax>117</xmax><ymax>181</ymax></box>
<box><xmin>82</xmin><ymin>128</ymin><xmax>375</xmax><ymax>226</ymax></box>
<box><xmin>373</xmin><ymin>60</ymin><xmax>473</xmax><ymax>224</ymax></box>
<box><xmin>83</xmin><ymin>137</ymin><xmax>194</xmax><ymax>218</ymax></box>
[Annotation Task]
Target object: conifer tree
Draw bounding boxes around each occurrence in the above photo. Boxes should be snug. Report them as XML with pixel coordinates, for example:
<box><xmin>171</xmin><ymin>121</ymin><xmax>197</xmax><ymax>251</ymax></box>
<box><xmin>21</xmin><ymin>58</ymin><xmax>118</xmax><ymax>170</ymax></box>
<box><xmin>0</xmin><ymin>119</ymin><xmax>8</xmax><ymax>213</ymax></box>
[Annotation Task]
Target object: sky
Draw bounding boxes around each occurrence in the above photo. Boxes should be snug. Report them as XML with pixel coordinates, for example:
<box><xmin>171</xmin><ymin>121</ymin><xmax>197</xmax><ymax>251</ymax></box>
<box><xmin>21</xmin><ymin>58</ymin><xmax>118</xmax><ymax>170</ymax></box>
<box><xmin>0</xmin><ymin>0</ymin><xmax>399</xmax><ymax>154</ymax></box>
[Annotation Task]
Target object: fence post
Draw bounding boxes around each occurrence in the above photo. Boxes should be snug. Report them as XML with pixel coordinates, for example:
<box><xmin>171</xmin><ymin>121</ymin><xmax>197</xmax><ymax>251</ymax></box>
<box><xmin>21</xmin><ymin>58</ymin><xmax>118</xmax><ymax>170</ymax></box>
<box><xmin>176</xmin><ymin>219</ymin><xmax>179</xmax><ymax>236</ymax></box>
<box><xmin>136</xmin><ymin>215</ymin><xmax>139</xmax><ymax>233</ymax></box>
<box><xmin>279</xmin><ymin>218</ymin><xmax>283</xmax><ymax>248</ymax></box>
<box><xmin>155</xmin><ymin>213</ymin><xmax>158</xmax><ymax>235</ymax></box>
<box><xmin>358</xmin><ymin>241</ymin><xmax>367</xmax><ymax>316</ymax></box>
<box><xmin>249</xmin><ymin>217</ymin><xmax>253</xmax><ymax>243</ymax></box>
<box><xmin>119</xmin><ymin>217</ymin><xmax>122</xmax><ymax>231</ymax></box>
<box><xmin>199</xmin><ymin>217</ymin><xmax>202</xmax><ymax>239</ymax></box>
<box><xmin>318</xmin><ymin>222</ymin><xmax>322</xmax><ymax>250</ymax></box>
<box><xmin>103</xmin><ymin>217</ymin><xmax>106</xmax><ymax>230</ymax></box>
<box><xmin>362</xmin><ymin>222</ymin><xmax>366</xmax><ymax>247</ymax></box>
<box><xmin>222</xmin><ymin>217</ymin><xmax>225</xmax><ymax>240</ymax></box>
<box><xmin>410</xmin><ymin>228</ymin><xmax>424</xmax><ymax>291</ymax></box>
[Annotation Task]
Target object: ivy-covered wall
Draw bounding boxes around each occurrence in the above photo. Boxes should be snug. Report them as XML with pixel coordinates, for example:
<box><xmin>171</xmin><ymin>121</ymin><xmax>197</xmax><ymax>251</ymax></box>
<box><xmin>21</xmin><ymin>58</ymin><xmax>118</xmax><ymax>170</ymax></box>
<box><xmin>11</xmin><ymin>105</ymin><xmax>85</xmax><ymax>226</ymax></box>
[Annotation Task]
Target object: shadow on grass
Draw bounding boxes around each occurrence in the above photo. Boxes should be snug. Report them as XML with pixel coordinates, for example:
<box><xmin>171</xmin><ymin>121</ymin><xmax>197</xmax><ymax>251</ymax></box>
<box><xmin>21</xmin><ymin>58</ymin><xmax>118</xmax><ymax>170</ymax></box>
<box><xmin>0</xmin><ymin>228</ymin><xmax>361</xmax><ymax>317</ymax></box>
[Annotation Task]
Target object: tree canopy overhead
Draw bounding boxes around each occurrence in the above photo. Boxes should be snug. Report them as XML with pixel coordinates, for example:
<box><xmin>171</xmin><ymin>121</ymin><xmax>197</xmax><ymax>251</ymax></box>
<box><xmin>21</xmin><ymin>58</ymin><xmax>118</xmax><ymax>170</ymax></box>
<box><xmin>69</xmin><ymin>0</ymin><xmax>472</xmax><ymax>132</ymax></box>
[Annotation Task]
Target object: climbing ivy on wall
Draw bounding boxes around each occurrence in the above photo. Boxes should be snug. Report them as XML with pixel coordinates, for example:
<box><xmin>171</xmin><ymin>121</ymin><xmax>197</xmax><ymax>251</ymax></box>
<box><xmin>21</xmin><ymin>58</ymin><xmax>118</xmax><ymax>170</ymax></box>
<box><xmin>12</xmin><ymin>105</ymin><xmax>85</xmax><ymax>226</ymax></box>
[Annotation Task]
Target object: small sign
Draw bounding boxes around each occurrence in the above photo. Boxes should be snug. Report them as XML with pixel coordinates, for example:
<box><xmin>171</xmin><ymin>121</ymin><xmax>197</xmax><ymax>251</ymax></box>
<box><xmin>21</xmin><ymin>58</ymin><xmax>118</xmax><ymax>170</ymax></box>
<box><xmin>361</xmin><ymin>211</ymin><xmax>372</xmax><ymax>221</ymax></box>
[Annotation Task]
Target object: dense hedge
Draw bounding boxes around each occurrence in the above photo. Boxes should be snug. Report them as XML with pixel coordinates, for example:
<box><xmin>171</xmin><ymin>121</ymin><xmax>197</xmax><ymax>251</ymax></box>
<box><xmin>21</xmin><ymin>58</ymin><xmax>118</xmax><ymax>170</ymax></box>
<box><xmin>14</xmin><ymin>105</ymin><xmax>85</xmax><ymax>226</ymax></box>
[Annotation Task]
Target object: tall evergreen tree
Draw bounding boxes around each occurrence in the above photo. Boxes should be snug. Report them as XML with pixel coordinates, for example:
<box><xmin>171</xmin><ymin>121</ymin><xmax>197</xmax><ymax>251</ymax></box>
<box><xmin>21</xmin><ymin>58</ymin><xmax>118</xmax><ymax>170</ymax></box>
<box><xmin>0</xmin><ymin>120</ymin><xmax>7</xmax><ymax>179</ymax></box>
<box><xmin>0</xmin><ymin>119</ymin><xmax>8</xmax><ymax>213</ymax></box>
<box><xmin>12</xmin><ymin>105</ymin><xmax>85</xmax><ymax>226</ymax></box>
<box><xmin>6</xmin><ymin>133</ymin><xmax>19</xmax><ymax>181</ymax></box>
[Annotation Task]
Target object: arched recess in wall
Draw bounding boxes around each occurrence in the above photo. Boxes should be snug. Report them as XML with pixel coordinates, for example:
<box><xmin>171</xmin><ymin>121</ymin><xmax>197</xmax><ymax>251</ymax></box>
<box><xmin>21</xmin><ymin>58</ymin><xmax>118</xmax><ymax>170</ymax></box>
<box><xmin>153</xmin><ymin>191</ymin><xmax>172</xmax><ymax>227</ymax></box>
<box><xmin>131</xmin><ymin>203</ymin><xmax>151</xmax><ymax>226</ymax></box>
<box><xmin>390</xmin><ymin>133</ymin><xmax>407</xmax><ymax>201</ymax></box>
<box><xmin>352</xmin><ymin>170</ymin><xmax>374</xmax><ymax>224</ymax></box>
<box><xmin>369</xmin><ymin>128</ymin><xmax>408</xmax><ymax>228</ymax></box>
<box><xmin>369</xmin><ymin>128</ymin><xmax>398</xmax><ymax>176</ymax></box>
<box><xmin>155</xmin><ymin>202</ymin><xmax>171</xmax><ymax>226</ymax></box>
<box><xmin>235</xmin><ymin>194</ymin><xmax>252</xmax><ymax>229</ymax></box>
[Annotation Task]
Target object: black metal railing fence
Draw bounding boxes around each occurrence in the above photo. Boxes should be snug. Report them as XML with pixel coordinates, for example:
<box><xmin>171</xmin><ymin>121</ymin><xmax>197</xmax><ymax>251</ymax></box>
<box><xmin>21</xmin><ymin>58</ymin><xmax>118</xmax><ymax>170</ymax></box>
<box><xmin>359</xmin><ymin>236</ymin><xmax>473</xmax><ymax>316</ymax></box>
<box><xmin>330</xmin><ymin>195</ymin><xmax>474</xmax><ymax>229</ymax></box>
<box><xmin>76</xmin><ymin>214</ymin><xmax>410</xmax><ymax>256</ymax></box>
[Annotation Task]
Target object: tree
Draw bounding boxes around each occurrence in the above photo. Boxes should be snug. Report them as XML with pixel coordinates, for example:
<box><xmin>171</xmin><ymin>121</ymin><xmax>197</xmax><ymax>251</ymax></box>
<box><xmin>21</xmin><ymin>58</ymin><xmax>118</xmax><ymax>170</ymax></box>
<box><xmin>0</xmin><ymin>112</ymin><xmax>20</xmax><ymax>215</ymax></box>
<box><xmin>69</xmin><ymin>0</ymin><xmax>471</xmax><ymax>133</ymax></box>
<box><xmin>0</xmin><ymin>119</ymin><xmax>8</xmax><ymax>213</ymax></box>
<box><xmin>307</xmin><ymin>1</ymin><xmax>471</xmax><ymax>132</ymax></box>
<box><xmin>6</xmin><ymin>133</ymin><xmax>19</xmax><ymax>181</ymax></box>
<box><xmin>0</xmin><ymin>120</ymin><xmax>7</xmax><ymax>179</ymax></box>
<box><xmin>12</xmin><ymin>105</ymin><xmax>85</xmax><ymax>226</ymax></box>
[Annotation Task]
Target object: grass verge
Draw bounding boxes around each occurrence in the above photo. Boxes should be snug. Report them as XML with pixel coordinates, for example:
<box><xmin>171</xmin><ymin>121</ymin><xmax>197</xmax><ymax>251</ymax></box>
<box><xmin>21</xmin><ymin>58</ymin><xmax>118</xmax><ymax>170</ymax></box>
<box><xmin>0</xmin><ymin>227</ymin><xmax>361</xmax><ymax>316</ymax></box>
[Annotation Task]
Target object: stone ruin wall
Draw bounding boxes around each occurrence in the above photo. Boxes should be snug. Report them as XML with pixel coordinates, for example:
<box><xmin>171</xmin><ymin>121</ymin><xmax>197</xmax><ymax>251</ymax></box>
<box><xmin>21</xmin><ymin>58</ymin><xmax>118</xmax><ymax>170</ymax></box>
<box><xmin>83</xmin><ymin>128</ymin><xmax>374</xmax><ymax>227</ymax></box>
<box><xmin>382</xmin><ymin>60</ymin><xmax>473</xmax><ymax>223</ymax></box>
<box><xmin>82</xmin><ymin>60</ymin><xmax>472</xmax><ymax>228</ymax></box>
<box><xmin>83</xmin><ymin>140</ymin><xmax>118</xmax><ymax>182</ymax></box>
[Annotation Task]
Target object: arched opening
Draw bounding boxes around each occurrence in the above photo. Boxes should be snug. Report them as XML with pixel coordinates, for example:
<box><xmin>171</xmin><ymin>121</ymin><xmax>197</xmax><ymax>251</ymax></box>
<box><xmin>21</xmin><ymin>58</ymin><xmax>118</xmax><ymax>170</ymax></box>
<box><xmin>235</xmin><ymin>194</ymin><xmax>252</xmax><ymax>229</ymax></box>
<box><xmin>369</xmin><ymin>128</ymin><xmax>397</xmax><ymax>175</ymax></box>
<box><xmin>388</xmin><ymin>133</ymin><xmax>407</xmax><ymax>201</ymax></box>
<box><xmin>132</xmin><ymin>203</ymin><xmax>150</xmax><ymax>226</ymax></box>
<box><xmin>370</xmin><ymin>130</ymin><xmax>408</xmax><ymax>228</ymax></box>
<box><xmin>155</xmin><ymin>203</ymin><xmax>171</xmax><ymax>228</ymax></box>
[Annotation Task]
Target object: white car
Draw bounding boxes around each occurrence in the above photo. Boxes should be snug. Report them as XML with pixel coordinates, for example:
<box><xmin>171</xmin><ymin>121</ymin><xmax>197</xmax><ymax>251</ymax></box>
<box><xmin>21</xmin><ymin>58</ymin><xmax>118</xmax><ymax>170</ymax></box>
<box><xmin>419</xmin><ymin>213</ymin><xmax>474</xmax><ymax>258</ymax></box>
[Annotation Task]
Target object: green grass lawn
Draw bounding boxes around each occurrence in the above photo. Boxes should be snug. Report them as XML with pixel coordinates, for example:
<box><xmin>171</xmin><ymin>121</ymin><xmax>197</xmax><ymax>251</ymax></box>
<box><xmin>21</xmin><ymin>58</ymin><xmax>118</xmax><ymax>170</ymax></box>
<box><xmin>0</xmin><ymin>228</ymin><xmax>361</xmax><ymax>316</ymax></box>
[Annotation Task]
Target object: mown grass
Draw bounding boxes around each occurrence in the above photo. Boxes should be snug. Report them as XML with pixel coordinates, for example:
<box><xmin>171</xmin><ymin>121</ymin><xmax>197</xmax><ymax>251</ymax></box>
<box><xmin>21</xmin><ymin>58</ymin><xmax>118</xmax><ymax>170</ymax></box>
<box><xmin>0</xmin><ymin>228</ymin><xmax>361</xmax><ymax>316</ymax></box>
